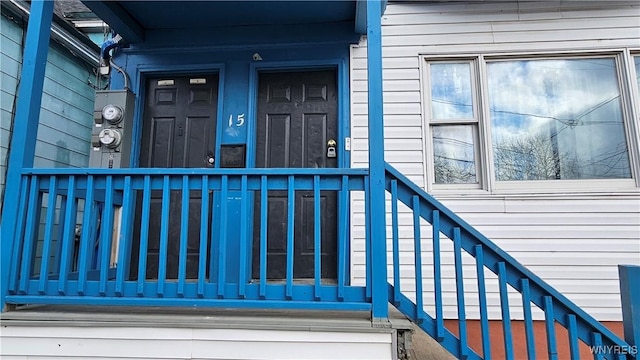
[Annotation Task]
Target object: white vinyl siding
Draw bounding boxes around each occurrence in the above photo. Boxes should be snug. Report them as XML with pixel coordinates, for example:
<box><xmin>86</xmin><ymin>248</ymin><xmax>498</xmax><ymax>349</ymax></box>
<box><xmin>350</xmin><ymin>0</ymin><xmax>640</xmax><ymax>321</ymax></box>
<box><xmin>0</xmin><ymin>325</ymin><xmax>395</xmax><ymax>360</ymax></box>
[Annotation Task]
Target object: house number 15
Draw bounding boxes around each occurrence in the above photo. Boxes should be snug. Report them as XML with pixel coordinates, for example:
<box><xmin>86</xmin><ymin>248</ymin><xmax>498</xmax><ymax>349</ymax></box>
<box><xmin>228</xmin><ymin>114</ymin><xmax>245</xmax><ymax>127</ymax></box>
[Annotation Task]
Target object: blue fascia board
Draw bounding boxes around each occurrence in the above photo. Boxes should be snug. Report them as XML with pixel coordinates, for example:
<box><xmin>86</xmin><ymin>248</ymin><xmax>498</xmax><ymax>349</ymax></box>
<box><xmin>82</xmin><ymin>1</ymin><xmax>380</xmax><ymax>43</ymax></box>
<box><xmin>130</xmin><ymin>22</ymin><xmax>360</xmax><ymax>52</ymax></box>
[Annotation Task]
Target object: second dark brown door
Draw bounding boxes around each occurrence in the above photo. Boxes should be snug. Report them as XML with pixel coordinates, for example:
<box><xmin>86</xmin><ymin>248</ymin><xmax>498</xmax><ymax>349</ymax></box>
<box><xmin>253</xmin><ymin>70</ymin><xmax>339</xmax><ymax>279</ymax></box>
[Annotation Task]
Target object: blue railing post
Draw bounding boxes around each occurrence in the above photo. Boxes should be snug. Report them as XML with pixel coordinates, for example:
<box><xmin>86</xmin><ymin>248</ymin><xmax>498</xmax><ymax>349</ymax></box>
<box><xmin>619</xmin><ymin>265</ymin><xmax>640</xmax><ymax>349</ymax></box>
<box><xmin>0</xmin><ymin>0</ymin><xmax>53</xmax><ymax>311</ymax></box>
<box><xmin>366</xmin><ymin>0</ymin><xmax>388</xmax><ymax>321</ymax></box>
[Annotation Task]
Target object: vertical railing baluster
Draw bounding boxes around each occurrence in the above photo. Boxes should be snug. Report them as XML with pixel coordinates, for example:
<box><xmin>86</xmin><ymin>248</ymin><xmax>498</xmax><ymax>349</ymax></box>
<box><xmin>137</xmin><ymin>175</ymin><xmax>151</xmax><ymax>296</ymax></box>
<box><xmin>412</xmin><ymin>195</ymin><xmax>424</xmax><ymax>323</ymax></box>
<box><xmin>38</xmin><ymin>176</ymin><xmax>58</xmax><ymax>294</ymax></box>
<box><xmin>544</xmin><ymin>296</ymin><xmax>559</xmax><ymax>360</ymax></box>
<box><xmin>259</xmin><ymin>175</ymin><xmax>268</xmax><ymax>299</ymax></box>
<box><xmin>390</xmin><ymin>180</ymin><xmax>400</xmax><ymax>306</ymax></box>
<box><xmin>217</xmin><ymin>175</ymin><xmax>228</xmax><ymax>298</ymax></box>
<box><xmin>99</xmin><ymin>176</ymin><xmax>114</xmax><ymax>296</ymax></box>
<box><xmin>178</xmin><ymin>175</ymin><xmax>189</xmax><ymax>297</ymax></box>
<box><xmin>364</xmin><ymin>179</ymin><xmax>372</xmax><ymax>301</ymax></box>
<box><xmin>313</xmin><ymin>175</ymin><xmax>321</xmax><ymax>301</ymax></box>
<box><xmin>432</xmin><ymin>210</ymin><xmax>444</xmax><ymax>342</ymax></box>
<box><xmin>197</xmin><ymin>175</ymin><xmax>209</xmax><ymax>298</ymax></box>
<box><xmin>9</xmin><ymin>175</ymin><xmax>31</xmax><ymax>294</ymax></box>
<box><xmin>286</xmin><ymin>175</ymin><xmax>295</xmax><ymax>300</ymax></box>
<box><xmin>337</xmin><ymin>175</ymin><xmax>349</xmax><ymax>301</ymax></box>
<box><xmin>498</xmin><ymin>262</ymin><xmax>514</xmax><ymax>360</ymax></box>
<box><xmin>78</xmin><ymin>175</ymin><xmax>95</xmax><ymax>296</ymax></box>
<box><xmin>19</xmin><ymin>176</ymin><xmax>41</xmax><ymax>294</ymax></box>
<box><xmin>157</xmin><ymin>175</ymin><xmax>170</xmax><ymax>297</ymax></box>
<box><xmin>453</xmin><ymin>227</ymin><xmax>469</xmax><ymax>359</ymax></box>
<box><xmin>115</xmin><ymin>176</ymin><xmax>133</xmax><ymax>297</ymax></box>
<box><xmin>567</xmin><ymin>314</ymin><xmax>580</xmax><ymax>360</ymax></box>
<box><xmin>238</xmin><ymin>175</ymin><xmax>248</xmax><ymax>298</ymax></box>
<box><xmin>58</xmin><ymin>175</ymin><xmax>77</xmax><ymax>295</ymax></box>
<box><xmin>592</xmin><ymin>332</ymin><xmax>604</xmax><ymax>360</ymax></box>
<box><xmin>474</xmin><ymin>245</ymin><xmax>491</xmax><ymax>359</ymax></box>
<box><xmin>521</xmin><ymin>278</ymin><xmax>537</xmax><ymax>360</ymax></box>
<box><xmin>53</xmin><ymin>190</ymin><xmax>67</xmax><ymax>275</ymax></box>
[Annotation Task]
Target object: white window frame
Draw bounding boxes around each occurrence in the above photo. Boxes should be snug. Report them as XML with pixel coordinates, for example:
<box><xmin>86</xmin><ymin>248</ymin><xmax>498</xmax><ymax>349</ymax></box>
<box><xmin>421</xmin><ymin>50</ymin><xmax>640</xmax><ymax>195</ymax></box>
<box><xmin>422</xmin><ymin>57</ymin><xmax>484</xmax><ymax>190</ymax></box>
<box><xmin>627</xmin><ymin>48</ymin><xmax>640</xmax><ymax>188</ymax></box>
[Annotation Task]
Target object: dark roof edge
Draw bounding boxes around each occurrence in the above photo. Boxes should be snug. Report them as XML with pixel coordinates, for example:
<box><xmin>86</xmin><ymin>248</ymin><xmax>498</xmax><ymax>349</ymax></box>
<box><xmin>2</xmin><ymin>0</ymin><xmax>100</xmax><ymax>66</ymax></box>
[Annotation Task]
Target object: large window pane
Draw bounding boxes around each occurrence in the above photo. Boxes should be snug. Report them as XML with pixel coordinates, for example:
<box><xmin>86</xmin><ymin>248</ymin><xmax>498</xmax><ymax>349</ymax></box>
<box><xmin>430</xmin><ymin>63</ymin><xmax>474</xmax><ymax>120</ymax></box>
<box><xmin>433</xmin><ymin>125</ymin><xmax>477</xmax><ymax>184</ymax></box>
<box><xmin>488</xmin><ymin>58</ymin><xmax>631</xmax><ymax>181</ymax></box>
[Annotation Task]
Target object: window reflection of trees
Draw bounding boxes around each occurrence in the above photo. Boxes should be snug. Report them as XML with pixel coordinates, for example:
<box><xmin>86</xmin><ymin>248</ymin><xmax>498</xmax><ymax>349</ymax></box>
<box><xmin>490</xmin><ymin>92</ymin><xmax>630</xmax><ymax>181</ymax></box>
<box><xmin>493</xmin><ymin>133</ymin><xmax>629</xmax><ymax>181</ymax></box>
<box><xmin>428</xmin><ymin>57</ymin><xmax>633</xmax><ymax>184</ymax></box>
<box><xmin>430</xmin><ymin>93</ymin><xmax>631</xmax><ymax>181</ymax></box>
<box><xmin>433</xmin><ymin>135</ymin><xmax>476</xmax><ymax>184</ymax></box>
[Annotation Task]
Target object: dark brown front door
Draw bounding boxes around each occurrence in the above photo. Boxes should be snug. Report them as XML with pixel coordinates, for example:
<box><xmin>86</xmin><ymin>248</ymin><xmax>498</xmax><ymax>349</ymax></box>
<box><xmin>253</xmin><ymin>70</ymin><xmax>338</xmax><ymax>279</ymax></box>
<box><xmin>132</xmin><ymin>74</ymin><xmax>218</xmax><ymax>279</ymax></box>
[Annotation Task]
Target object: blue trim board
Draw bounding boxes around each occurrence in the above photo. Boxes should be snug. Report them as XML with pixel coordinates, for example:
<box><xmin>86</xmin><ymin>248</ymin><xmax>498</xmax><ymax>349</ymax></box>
<box><xmin>365</xmin><ymin>0</ymin><xmax>388</xmax><ymax>321</ymax></box>
<box><xmin>1</xmin><ymin>0</ymin><xmax>54</xmax><ymax>310</ymax></box>
<box><xmin>619</xmin><ymin>265</ymin><xmax>640</xmax><ymax>348</ymax></box>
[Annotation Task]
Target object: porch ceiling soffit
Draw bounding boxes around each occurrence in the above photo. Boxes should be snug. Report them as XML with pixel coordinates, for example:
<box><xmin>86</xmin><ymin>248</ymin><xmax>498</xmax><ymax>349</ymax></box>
<box><xmin>81</xmin><ymin>1</ymin><xmax>387</xmax><ymax>44</ymax></box>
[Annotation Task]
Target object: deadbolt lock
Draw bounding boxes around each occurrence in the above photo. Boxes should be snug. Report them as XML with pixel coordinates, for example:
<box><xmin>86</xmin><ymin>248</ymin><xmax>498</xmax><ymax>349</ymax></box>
<box><xmin>327</xmin><ymin>139</ymin><xmax>337</xmax><ymax>158</ymax></box>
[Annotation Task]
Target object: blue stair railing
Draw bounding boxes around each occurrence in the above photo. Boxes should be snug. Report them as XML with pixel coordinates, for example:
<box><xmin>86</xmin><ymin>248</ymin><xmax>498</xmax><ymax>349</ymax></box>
<box><xmin>385</xmin><ymin>163</ymin><xmax>636</xmax><ymax>360</ymax></box>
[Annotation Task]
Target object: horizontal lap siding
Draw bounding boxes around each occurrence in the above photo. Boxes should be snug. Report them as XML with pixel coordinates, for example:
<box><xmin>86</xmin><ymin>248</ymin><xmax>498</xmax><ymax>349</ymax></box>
<box><xmin>0</xmin><ymin>16</ymin><xmax>23</xmax><ymax>205</ymax></box>
<box><xmin>1</xmin><ymin>15</ymin><xmax>95</xmax><ymax>274</ymax></box>
<box><xmin>0</xmin><ymin>15</ymin><xmax>94</xmax><ymax>202</ymax></box>
<box><xmin>0</xmin><ymin>326</ymin><xmax>394</xmax><ymax>360</ymax></box>
<box><xmin>36</xmin><ymin>44</ymin><xmax>94</xmax><ymax>169</ymax></box>
<box><xmin>350</xmin><ymin>1</ymin><xmax>640</xmax><ymax>321</ymax></box>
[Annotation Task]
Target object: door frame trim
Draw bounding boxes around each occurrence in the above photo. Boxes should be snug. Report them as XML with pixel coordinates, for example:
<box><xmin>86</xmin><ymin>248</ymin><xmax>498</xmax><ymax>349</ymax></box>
<box><xmin>246</xmin><ymin>60</ymin><xmax>351</xmax><ymax>169</ymax></box>
<box><xmin>131</xmin><ymin>64</ymin><xmax>226</xmax><ymax>168</ymax></box>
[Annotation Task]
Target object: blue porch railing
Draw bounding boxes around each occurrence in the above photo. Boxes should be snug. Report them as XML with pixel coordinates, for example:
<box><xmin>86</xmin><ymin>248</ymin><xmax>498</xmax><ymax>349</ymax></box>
<box><xmin>385</xmin><ymin>163</ymin><xmax>636</xmax><ymax>360</ymax></box>
<box><xmin>5</xmin><ymin>167</ymin><xmax>370</xmax><ymax>310</ymax></box>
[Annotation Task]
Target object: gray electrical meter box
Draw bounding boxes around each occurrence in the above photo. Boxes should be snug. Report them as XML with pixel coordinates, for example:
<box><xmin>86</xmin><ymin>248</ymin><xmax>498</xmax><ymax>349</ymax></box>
<box><xmin>89</xmin><ymin>90</ymin><xmax>135</xmax><ymax>168</ymax></box>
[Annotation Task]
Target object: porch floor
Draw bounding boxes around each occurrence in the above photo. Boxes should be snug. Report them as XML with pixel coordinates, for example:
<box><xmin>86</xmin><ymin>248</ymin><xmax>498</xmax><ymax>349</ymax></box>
<box><xmin>0</xmin><ymin>304</ymin><xmax>411</xmax><ymax>332</ymax></box>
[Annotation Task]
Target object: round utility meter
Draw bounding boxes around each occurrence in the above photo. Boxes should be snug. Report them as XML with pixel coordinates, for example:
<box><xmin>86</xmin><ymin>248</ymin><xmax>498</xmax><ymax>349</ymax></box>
<box><xmin>98</xmin><ymin>128</ymin><xmax>122</xmax><ymax>148</ymax></box>
<box><xmin>101</xmin><ymin>104</ymin><xmax>124</xmax><ymax>124</ymax></box>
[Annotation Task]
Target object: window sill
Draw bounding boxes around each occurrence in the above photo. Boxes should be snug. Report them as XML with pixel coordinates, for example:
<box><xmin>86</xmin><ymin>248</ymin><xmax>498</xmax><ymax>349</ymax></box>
<box><xmin>430</xmin><ymin>179</ymin><xmax>640</xmax><ymax>200</ymax></box>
